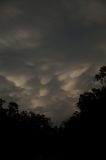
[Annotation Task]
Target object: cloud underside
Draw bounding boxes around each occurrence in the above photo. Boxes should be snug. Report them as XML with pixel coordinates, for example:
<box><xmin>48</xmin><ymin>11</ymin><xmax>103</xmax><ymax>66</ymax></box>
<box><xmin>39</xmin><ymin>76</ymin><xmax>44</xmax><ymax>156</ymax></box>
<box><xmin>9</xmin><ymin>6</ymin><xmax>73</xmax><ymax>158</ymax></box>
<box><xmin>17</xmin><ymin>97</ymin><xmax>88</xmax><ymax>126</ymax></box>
<box><xmin>0</xmin><ymin>0</ymin><xmax>106</xmax><ymax>123</ymax></box>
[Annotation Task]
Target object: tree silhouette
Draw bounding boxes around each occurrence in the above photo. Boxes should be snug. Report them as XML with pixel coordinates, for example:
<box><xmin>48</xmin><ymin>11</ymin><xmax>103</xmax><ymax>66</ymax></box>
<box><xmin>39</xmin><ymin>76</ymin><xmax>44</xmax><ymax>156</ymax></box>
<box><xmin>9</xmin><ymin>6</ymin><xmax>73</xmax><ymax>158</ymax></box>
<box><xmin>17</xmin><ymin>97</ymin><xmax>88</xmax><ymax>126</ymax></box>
<box><xmin>0</xmin><ymin>66</ymin><xmax>106</xmax><ymax>159</ymax></box>
<box><xmin>61</xmin><ymin>66</ymin><xmax>106</xmax><ymax>159</ymax></box>
<box><xmin>95</xmin><ymin>66</ymin><xmax>106</xmax><ymax>86</ymax></box>
<box><xmin>77</xmin><ymin>66</ymin><xmax>106</xmax><ymax>123</ymax></box>
<box><xmin>0</xmin><ymin>98</ymin><xmax>5</xmax><ymax>108</ymax></box>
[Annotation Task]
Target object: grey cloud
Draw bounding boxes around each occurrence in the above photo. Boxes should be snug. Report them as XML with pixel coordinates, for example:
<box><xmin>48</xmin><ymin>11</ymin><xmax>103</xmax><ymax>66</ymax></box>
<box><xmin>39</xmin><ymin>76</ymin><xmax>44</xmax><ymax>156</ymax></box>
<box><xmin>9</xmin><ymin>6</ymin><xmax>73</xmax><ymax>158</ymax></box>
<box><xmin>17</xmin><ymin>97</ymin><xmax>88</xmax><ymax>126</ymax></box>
<box><xmin>62</xmin><ymin>0</ymin><xmax>106</xmax><ymax>25</ymax></box>
<box><xmin>0</xmin><ymin>29</ymin><xmax>42</xmax><ymax>49</ymax></box>
<box><xmin>0</xmin><ymin>0</ymin><xmax>106</xmax><ymax>124</ymax></box>
<box><xmin>0</xmin><ymin>74</ymin><xmax>27</xmax><ymax>105</ymax></box>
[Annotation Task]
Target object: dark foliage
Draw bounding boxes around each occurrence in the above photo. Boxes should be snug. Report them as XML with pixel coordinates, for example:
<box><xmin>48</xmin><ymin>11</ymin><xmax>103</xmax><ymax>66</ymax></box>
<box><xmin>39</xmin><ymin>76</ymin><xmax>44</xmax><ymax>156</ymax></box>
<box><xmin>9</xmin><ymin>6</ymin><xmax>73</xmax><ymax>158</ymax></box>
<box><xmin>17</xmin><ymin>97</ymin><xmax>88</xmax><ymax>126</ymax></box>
<box><xmin>0</xmin><ymin>66</ymin><xmax>106</xmax><ymax>159</ymax></box>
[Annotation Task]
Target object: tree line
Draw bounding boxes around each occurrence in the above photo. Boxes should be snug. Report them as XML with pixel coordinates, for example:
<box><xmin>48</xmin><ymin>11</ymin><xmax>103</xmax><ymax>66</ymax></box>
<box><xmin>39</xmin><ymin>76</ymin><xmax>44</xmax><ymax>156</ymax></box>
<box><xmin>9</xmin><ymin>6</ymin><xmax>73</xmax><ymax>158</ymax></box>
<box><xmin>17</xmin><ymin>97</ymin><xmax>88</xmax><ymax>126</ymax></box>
<box><xmin>0</xmin><ymin>66</ymin><xmax>106</xmax><ymax>159</ymax></box>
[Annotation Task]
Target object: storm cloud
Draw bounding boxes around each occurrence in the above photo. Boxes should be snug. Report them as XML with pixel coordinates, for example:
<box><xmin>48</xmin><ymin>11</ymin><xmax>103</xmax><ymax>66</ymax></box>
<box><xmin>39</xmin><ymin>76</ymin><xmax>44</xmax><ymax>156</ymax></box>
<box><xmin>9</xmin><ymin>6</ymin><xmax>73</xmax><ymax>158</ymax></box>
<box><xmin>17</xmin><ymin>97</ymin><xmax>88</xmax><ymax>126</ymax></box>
<box><xmin>0</xmin><ymin>0</ymin><xmax>106</xmax><ymax>124</ymax></box>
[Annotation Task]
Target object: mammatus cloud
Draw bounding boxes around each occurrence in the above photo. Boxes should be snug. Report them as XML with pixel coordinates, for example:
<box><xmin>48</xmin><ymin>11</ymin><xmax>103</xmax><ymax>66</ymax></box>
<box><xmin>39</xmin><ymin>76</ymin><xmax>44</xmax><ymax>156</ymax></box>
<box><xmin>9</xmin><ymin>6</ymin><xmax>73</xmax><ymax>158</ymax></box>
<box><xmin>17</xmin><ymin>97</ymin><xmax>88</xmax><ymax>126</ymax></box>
<box><xmin>0</xmin><ymin>0</ymin><xmax>106</xmax><ymax>124</ymax></box>
<box><xmin>0</xmin><ymin>61</ymin><xmax>97</xmax><ymax>124</ymax></box>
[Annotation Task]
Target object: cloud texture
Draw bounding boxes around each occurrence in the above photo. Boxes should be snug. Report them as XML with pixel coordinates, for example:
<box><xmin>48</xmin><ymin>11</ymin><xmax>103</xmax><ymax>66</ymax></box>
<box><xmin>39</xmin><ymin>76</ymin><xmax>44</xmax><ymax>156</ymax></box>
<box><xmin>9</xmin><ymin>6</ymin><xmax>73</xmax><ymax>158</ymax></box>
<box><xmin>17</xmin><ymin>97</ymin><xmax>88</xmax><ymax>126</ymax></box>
<box><xmin>0</xmin><ymin>0</ymin><xmax>106</xmax><ymax>124</ymax></box>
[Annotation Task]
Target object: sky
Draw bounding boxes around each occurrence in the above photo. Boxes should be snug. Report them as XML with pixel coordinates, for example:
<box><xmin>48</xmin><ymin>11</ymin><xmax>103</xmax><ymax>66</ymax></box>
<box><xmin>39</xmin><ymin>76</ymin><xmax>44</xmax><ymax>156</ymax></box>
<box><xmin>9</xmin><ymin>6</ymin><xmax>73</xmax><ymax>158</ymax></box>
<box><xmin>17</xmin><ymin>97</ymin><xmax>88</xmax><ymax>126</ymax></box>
<box><xmin>0</xmin><ymin>0</ymin><xmax>106</xmax><ymax>124</ymax></box>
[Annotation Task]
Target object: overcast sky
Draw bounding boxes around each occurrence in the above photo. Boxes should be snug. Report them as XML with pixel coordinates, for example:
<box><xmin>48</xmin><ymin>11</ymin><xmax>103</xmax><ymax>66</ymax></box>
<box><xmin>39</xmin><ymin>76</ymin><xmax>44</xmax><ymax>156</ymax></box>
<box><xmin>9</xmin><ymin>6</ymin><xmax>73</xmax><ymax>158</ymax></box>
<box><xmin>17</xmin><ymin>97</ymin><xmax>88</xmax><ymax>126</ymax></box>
<box><xmin>0</xmin><ymin>0</ymin><xmax>106</xmax><ymax>124</ymax></box>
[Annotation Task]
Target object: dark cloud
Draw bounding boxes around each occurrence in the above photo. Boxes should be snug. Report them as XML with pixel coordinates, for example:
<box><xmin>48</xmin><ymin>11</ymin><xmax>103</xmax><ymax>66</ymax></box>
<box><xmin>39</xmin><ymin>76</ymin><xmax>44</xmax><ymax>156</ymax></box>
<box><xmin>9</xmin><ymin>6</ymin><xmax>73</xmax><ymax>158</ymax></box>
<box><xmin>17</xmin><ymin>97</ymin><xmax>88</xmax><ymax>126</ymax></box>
<box><xmin>0</xmin><ymin>0</ymin><xmax>106</xmax><ymax>123</ymax></box>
